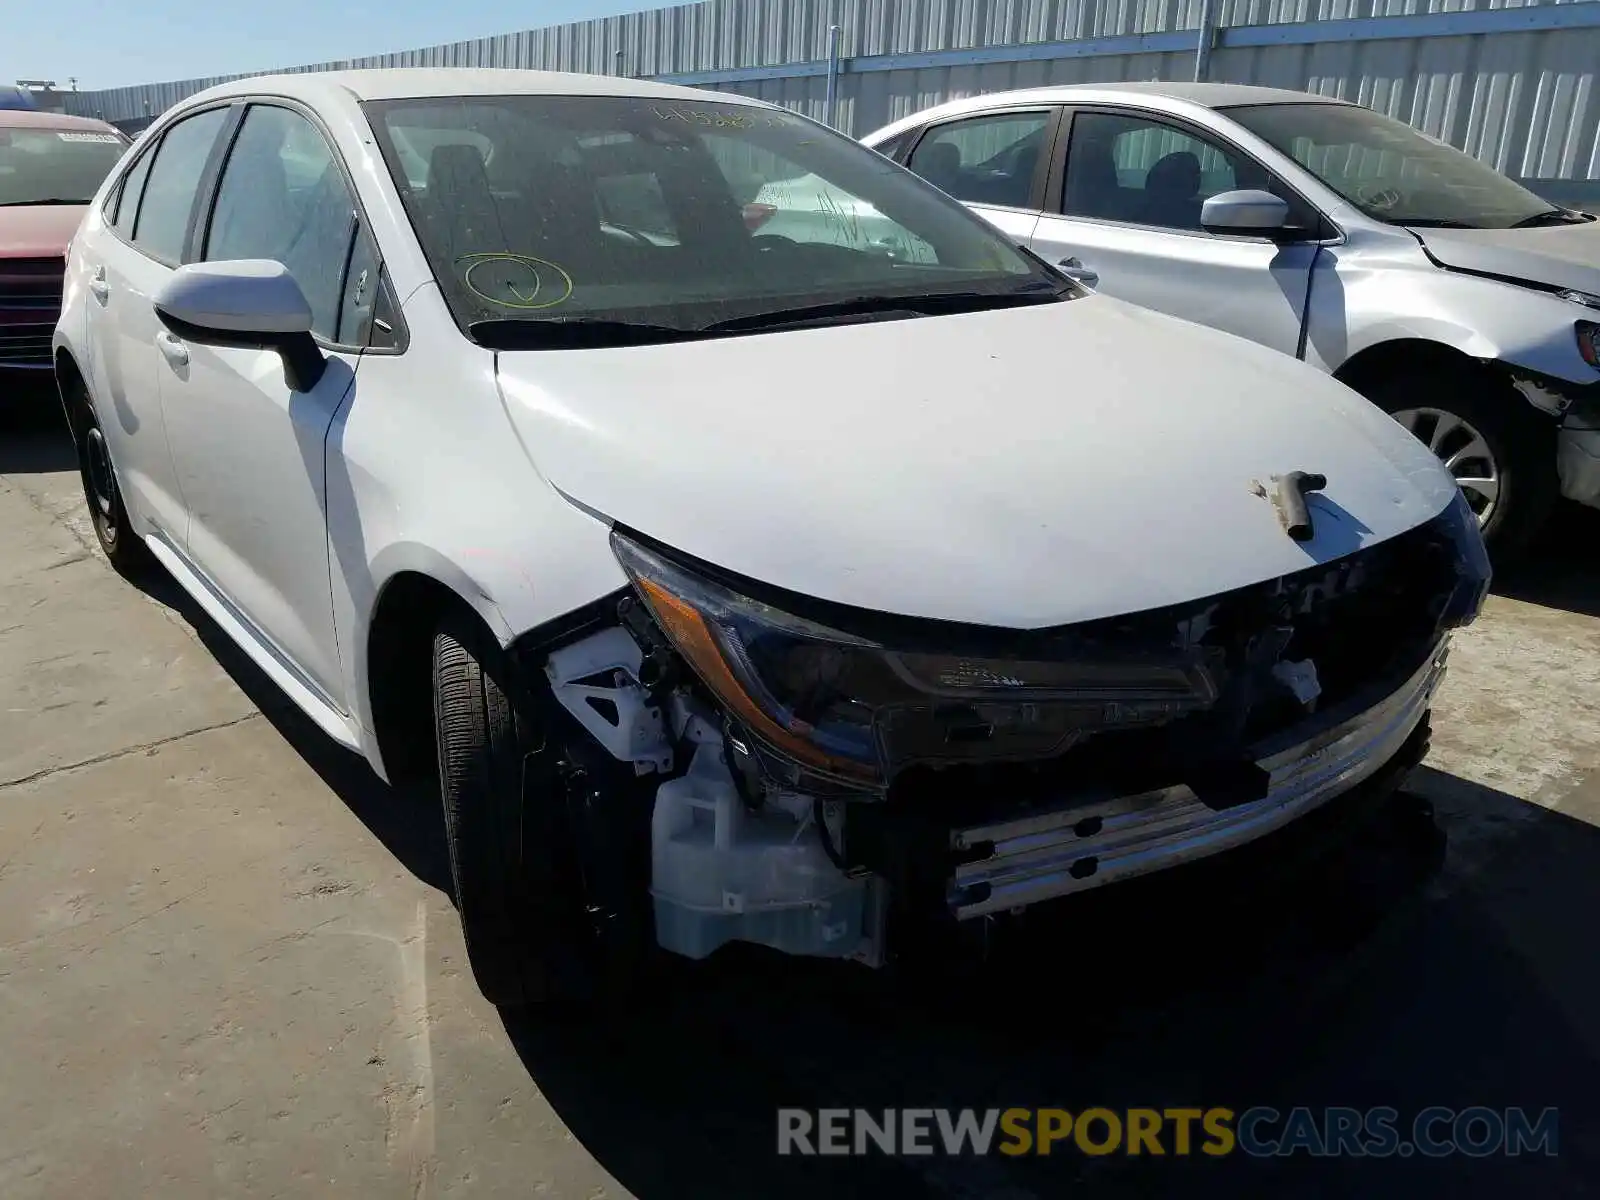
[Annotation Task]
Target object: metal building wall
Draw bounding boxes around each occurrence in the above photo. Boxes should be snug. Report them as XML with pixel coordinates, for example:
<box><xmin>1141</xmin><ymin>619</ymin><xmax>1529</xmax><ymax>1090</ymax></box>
<box><xmin>63</xmin><ymin>0</ymin><xmax>1600</xmax><ymax>190</ymax></box>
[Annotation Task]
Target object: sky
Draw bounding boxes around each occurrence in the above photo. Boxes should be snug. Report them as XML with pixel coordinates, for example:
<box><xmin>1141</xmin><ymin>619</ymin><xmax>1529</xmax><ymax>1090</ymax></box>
<box><xmin>6</xmin><ymin>0</ymin><xmax>680</xmax><ymax>92</ymax></box>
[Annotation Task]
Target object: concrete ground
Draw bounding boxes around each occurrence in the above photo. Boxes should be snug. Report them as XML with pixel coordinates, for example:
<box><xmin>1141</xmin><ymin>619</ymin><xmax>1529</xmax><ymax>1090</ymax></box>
<box><xmin>2</xmin><ymin>397</ymin><xmax>1599</xmax><ymax>1198</ymax></box>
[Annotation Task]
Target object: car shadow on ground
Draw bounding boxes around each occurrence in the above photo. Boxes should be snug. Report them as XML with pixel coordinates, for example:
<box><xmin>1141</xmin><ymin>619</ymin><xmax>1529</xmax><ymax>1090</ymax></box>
<box><xmin>0</xmin><ymin>383</ymin><xmax>80</xmax><ymax>475</ymax></box>
<box><xmin>0</xmin><ymin>402</ymin><xmax>452</xmax><ymax>892</ymax></box>
<box><xmin>505</xmin><ymin>770</ymin><xmax>1600</xmax><ymax>1199</ymax></box>
<box><xmin>121</xmin><ymin>552</ymin><xmax>456</xmax><ymax>897</ymax></box>
<box><xmin>1494</xmin><ymin>502</ymin><xmax>1600</xmax><ymax>619</ymax></box>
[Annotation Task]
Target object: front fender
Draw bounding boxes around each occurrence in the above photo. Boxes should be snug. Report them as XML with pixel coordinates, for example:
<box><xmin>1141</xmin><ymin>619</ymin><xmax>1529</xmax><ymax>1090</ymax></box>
<box><xmin>327</xmin><ymin>289</ymin><xmax>631</xmax><ymax>765</ymax></box>
<box><xmin>366</xmin><ymin>542</ymin><xmax>517</xmax><ymax>645</ymax></box>
<box><xmin>1329</xmin><ymin>256</ymin><xmax>1600</xmax><ymax>387</ymax></box>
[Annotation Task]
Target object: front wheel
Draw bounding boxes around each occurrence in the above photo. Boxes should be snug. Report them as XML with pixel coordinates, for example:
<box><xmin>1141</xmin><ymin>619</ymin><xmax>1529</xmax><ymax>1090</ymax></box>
<box><xmin>432</xmin><ymin>612</ymin><xmax>587</xmax><ymax>1007</ymax></box>
<box><xmin>1364</xmin><ymin>371</ymin><xmax>1557</xmax><ymax>561</ymax></box>
<box><xmin>431</xmin><ymin>612</ymin><xmax>653</xmax><ymax>1010</ymax></box>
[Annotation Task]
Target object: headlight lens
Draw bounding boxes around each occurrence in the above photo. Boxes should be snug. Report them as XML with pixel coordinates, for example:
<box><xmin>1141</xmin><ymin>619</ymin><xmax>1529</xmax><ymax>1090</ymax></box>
<box><xmin>1437</xmin><ymin>488</ymin><xmax>1492</xmax><ymax>627</ymax></box>
<box><xmin>613</xmin><ymin>532</ymin><xmax>884</xmax><ymax>785</ymax></box>
<box><xmin>610</xmin><ymin>531</ymin><xmax>1216</xmax><ymax>790</ymax></box>
<box><xmin>1577</xmin><ymin>320</ymin><xmax>1600</xmax><ymax>370</ymax></box>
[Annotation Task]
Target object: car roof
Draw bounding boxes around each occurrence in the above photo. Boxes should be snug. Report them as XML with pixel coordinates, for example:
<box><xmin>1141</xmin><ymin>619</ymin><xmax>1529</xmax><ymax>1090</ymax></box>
<box><xmin>863</xmin><ymin>81</ymin><xmax>1347</xmax><ymax>140</ymax></box>
<box><xmin>0</xmin><ymin>108</ymin><xmax>125</xmax><ymax>134</ymax></box>
<box><xmin>1045</xmin><ymin>81</ymin><xmax>1336</xmax><ymax>107</ymax></box>
<box><xmin>183</xmin><ymin>67</ymin><xmax>774</xmax><ymax>111</ymax></box>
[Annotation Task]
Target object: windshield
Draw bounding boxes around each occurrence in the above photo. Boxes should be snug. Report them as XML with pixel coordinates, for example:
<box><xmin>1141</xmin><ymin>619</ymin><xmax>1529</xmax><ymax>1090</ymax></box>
<box><xmin>1226</xmin><ymin>102</ymin><xmax>1563</xmax><ymax>229</ymax></box>
<box><xmin>364</xmin><ymin>95</ymin><xmax>1064</xmax><ymax>341</ymax></box>
<box><xmin>0</xmin><ymin>126</ymin><xmax>128</xmax><ymax>206</ymax></box>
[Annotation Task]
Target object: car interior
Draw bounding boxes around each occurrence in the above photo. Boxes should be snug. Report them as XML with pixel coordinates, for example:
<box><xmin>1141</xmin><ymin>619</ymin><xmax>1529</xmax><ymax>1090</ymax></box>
<box><xmin>387</xmin><ymin>116</ymin><xmax>955</xmax><ymax>321</ymax></box>
<box><xmin>913</xmin><ymin>126</ymin><xmax>1044</xmax><ymax>207</ymax></box>
<box><xmin>204</xmin><ymin>125</ymin><xmax>356</xmax><ymax>338</ymax></box>
<box><xmin>1060</xmin><ymin>120</ymin><xmax>1304</xmax><ymax>232</ymax></box>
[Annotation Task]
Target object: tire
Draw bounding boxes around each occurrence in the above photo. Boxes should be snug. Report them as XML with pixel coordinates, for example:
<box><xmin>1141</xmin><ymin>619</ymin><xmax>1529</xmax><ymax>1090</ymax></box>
<box><xmin>433</xmin><ymin>612</ymin><xmax>581</xmax><ymax>1007</ymax></box>
<box><xmin>1361</xmin><ymin>369</ymin><xmax>1558</xmax><ymax>563</ymax></box>
<box><xmin>431</xmin><ymin>611</ymin><xmax>652</xmax><ymax>1010</ymax></box>
<box><xmin>74</xmin><ymin>403</ymin><xmax>154</xmax><ymax>577</ymax></box>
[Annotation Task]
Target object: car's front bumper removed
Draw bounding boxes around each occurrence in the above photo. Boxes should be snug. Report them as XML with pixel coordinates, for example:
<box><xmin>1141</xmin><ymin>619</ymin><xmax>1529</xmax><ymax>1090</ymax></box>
<box><xmin>1558</xmin><ymin>394</ymin><xmax>1600</xmax><ymax>509</ymax></box>
<box><xmin>947</xmin><ymin>641</ymin><xmax>1448</xmax><ymax>920</ymax></box>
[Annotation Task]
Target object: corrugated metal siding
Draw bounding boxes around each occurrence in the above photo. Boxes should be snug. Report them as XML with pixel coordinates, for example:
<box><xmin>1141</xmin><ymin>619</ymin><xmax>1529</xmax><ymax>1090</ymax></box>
<box><xmin>60</xmin><ymin>0</ymin><xmax>1600</xmax><ymax>182</ymax></box>
<box><xmin>1206</xmin><ymin>24</ymin><xmax>1600</xmax><ymax>176</ymax></box>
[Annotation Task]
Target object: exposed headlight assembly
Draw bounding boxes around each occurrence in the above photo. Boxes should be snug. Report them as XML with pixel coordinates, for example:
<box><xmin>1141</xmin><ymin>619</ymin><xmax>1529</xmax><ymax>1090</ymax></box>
<box><xmin>610</xmin><ymin>531</ymin><xmax>1218</xmax><ymax>793</ymax></box>
<box><xmin>1576</xmin><ymin>320</ymin><xmax>1600</xmax><ymax>370</ymax></box>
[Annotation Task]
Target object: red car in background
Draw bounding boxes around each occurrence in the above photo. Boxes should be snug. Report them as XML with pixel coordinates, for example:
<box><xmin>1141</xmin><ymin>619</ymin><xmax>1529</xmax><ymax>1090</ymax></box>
<box><xmin>1</xmin><ymin>110</ymin><xmax>129</xmax><ymax>383</ymax></box>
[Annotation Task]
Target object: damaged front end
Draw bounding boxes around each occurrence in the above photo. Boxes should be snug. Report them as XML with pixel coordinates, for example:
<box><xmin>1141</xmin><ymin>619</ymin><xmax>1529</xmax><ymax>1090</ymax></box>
<box><xmin>524</xmin><ymin>491</ymin><xmax>1489</xmax><ymax>969</ymax></box>
<box><xmin>1504</xmin><ymin>364</ymin><xmax>1600</xmax><ymax>510</ymax></box>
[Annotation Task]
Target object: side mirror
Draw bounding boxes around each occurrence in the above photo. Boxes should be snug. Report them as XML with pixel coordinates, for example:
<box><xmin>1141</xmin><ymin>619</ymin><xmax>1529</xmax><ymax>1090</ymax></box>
<box><xmin>153</xmin><ymin>259</ymin><xmax>326</xmax><ymax>392</ymax></box>
<box><xmin>1200</xmin><ymin>189</ymin><xmax>1292</xmax><ymax>238</ymax></box>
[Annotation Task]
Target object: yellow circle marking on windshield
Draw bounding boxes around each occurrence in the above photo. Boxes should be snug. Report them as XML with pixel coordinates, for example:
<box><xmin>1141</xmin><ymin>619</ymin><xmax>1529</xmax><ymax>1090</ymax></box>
<box><xmin>457</xmin><ymin>253</ymin><xmax>575</xmax><ymax>310</ymax></box>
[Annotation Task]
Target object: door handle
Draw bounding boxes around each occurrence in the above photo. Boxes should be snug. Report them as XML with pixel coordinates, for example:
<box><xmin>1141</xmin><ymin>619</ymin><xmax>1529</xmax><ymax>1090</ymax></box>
<box><xmin>88</xmin><ymin>266</ymin><xmax>110</xmax><ymax>302</ymax></box>
<box><xmin>1058</xmin><ymin>256</ymin><xmax>1099</xmax><ymax>287</ymax></box>
<box><xmin>156</xmin><ymin>331</ymin><xmax>189</xmax><ymax>368</ymax></box>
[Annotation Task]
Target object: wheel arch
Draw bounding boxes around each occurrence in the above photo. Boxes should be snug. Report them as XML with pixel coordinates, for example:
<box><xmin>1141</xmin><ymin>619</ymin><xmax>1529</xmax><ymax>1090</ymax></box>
<box><xmin>361</xmin><ymin>564</ymin><xmax>509</xmax><ymax>787</ymax></box>
<box><xmin>359</xmin><ymin>553</ymin><xmax>630</xmax><ymax>788</ymax></box>
<box><xmin>1333</xmin><ymin>337</ymin><xmax>1560</xmax><ymax>557</ymax></box>
<box><xmin>1333</xmin><ymin>338</ymin><xmax>1487</xmax><ymax>398</ymax></box>
<box><xmin>53</xmin><ymin>348</ymin><xmax>94</xmax><ymax>446</ymax></box>
<box><xmin>1334</xmin><ymin>336</ymin><xmax>1568</xmax><ymax>426</ymax></box>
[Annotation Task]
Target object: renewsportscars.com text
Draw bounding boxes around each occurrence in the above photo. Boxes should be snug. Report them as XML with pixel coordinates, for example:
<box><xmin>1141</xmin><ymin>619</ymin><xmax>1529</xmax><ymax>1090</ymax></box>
<box><xmin>777</xmin><ymin>1106</ymin><xmax>1558</xmax><ymax>1158</ymax></box>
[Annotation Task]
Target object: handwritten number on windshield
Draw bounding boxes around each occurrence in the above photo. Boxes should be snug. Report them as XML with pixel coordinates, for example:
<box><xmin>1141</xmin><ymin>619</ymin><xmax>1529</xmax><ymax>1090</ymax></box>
<box><xmin>650</xmin><ymin>106</ymin><xmax>789</xmax><ymax>130</ymax></box>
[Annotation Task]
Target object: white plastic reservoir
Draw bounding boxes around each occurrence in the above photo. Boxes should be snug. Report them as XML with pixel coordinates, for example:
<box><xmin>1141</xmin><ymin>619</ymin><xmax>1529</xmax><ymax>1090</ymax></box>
<box><xmin>650</xmin><ymin>742</ymin><xmax>866</xmax><ymax>960</ymax></box>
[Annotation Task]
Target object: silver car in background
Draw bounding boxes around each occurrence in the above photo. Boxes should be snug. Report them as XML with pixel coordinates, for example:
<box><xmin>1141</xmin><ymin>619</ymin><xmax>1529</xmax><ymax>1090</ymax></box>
<box><xmin>862</xmin><ymin>83</ymin><xmax>1600</xmax><ymax>559</ymax></box>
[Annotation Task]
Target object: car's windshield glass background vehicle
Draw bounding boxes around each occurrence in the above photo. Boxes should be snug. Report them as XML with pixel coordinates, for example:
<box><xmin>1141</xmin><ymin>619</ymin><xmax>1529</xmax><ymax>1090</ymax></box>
<box><xmin>363</xmin><ymin>95</ymin><xmax>1065</xmax><ymax>339</ymax></box>
<box><xmin>1226</xmin><ymin>101</ymin><xmax>1583</xmax><ymax>229</ymax></box>
<box><xmin>0</xmin><ymin>126</ymin><xmax>127</xmax><ymax>206</ymax></box>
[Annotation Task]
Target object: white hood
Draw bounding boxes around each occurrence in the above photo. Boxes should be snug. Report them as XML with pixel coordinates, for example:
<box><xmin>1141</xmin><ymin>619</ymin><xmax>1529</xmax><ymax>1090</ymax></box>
<box><xmin>496</xmin><ymin>295</ymin><xmax>1457</xmax><ymax>629</ymax></box>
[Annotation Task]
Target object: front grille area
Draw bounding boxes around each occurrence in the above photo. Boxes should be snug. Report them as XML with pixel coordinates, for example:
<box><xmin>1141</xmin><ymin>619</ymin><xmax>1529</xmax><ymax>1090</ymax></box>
<box><xmin>0</xmin><ymin>258</ymin><xmax>65</xmax><ymax>367</ymax></box>
<box><xmin>878</xmin><ymin>512</ymin><xmax>1464</xmax><ymax>818</ymax></box>
<box><xmin>0</xmin><ymin>323</ymin><xmax>55</xmax><ymax>367</ymax></box>
<box><xmin>0</xmin><ymin>257</ymin><xmax>65</xmax><ymax>308</ymax></box>
<box><xmin>837</xmin><ymin>512</ymin><xmax>1473</xmax><ymax>931</ymax></box>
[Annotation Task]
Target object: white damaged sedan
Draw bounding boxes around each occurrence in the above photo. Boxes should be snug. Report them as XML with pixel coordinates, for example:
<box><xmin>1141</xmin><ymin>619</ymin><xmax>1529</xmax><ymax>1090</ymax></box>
<box><xmin>54</xmin><ymin>69</ymin><xmax>1490</xmax><ymax>1007</ymax></box>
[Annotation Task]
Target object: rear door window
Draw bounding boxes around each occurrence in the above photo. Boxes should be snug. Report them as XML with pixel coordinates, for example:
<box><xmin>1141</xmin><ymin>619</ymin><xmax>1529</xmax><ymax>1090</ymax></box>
<box><xmin>109</xmin><ymin>145</ymin><xmax>155</xmax><ymax>238</ymax></box>
<box><xmin>906</xmin><ymin>111</ymin><xmax>1054</xmax><ymax>209</ymax></box>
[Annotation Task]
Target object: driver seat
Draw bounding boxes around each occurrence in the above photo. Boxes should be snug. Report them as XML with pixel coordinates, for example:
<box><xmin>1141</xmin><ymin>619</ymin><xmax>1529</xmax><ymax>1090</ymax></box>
<box><xmin>426</xmin><ymin>143</ymin><xmax>505</xmax><ymax>261</ymax></box>
<box><xmin>1139</xmin><ymin>151</ymin><xmax>1203</xmax><ymax>229</ymax></box>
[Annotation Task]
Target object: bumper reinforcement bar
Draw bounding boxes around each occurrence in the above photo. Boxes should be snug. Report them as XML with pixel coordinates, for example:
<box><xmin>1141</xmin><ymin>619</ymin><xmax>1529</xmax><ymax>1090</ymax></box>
<box><xmin>947</xmin><ymin>643</ymin><xmax>1449</xmax><ymax>919</ymax></box>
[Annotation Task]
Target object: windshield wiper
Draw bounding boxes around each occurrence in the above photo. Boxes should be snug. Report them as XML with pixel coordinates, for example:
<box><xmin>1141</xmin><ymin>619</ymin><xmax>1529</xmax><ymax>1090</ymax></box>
<box><xmin>469</xmin><ymin>284</ymin><xmax>1068</xmax><ymax>349</ymax></box>
<box><xmin>702</xmin><ymin>287</ymin><xmax>1065</xmax><ymax>335</ymax></box>
<box><xmin>1509</xmin><ymin>207</ymin><xmax>1588</xmax><ymax>228</ymax></box>
<box><xmin>0</xmin><ymin>197</ymin><xmax>85</xmax><ymax>207</ymax></box>
<box><xmin>469</xmin><ymin>318</ymin><xmax>704</xmax><ymax>350</ymax></box>
<box><xmin>1397</xmin><ymin>218</ymin><xmax>1483</xmax><ymax>229</ymax></box>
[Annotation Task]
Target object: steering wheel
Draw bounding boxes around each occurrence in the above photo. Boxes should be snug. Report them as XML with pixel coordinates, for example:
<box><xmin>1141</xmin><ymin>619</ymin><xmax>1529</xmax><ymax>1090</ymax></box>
<box><xmin>750</xmin><ymin>233</ymin><xmax>798</xmax><ymax>251</ymax></box>
<box><xmin>603</xmin><ymin>221</ymin><xmax>659</xmax><ymax>249</ymax></box>
<box><xmin>1354</xmin><ymin>180</ymin><xmax>1403</xmax><ymax>213</ymax></box>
